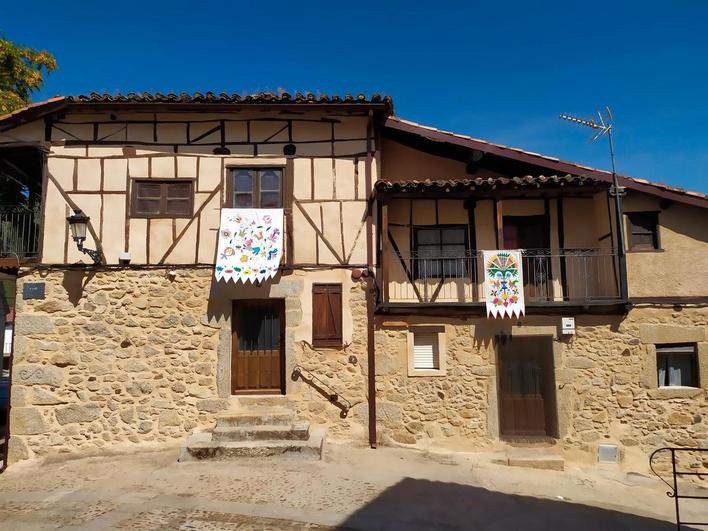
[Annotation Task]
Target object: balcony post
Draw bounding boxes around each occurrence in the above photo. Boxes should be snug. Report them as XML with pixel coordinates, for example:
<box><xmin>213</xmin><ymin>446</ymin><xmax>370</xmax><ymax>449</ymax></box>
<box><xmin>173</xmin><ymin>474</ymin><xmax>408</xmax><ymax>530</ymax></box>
<box><xmin>380</xmin><ymin>201</ymin><xmax>390</xmax><ymax>303</ymax></box>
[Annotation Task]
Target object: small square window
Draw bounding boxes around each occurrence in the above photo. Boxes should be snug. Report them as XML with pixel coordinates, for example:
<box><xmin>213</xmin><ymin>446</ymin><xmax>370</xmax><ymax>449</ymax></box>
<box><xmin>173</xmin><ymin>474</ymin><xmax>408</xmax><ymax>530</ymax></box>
<box><xmin>627</xmin><ymin>212</ymin><xmax>659</xmax><ymax>250</ymax></box>
<box><xmin>657</xmin><ymin>344</ymin><xmax>699</xmax><ymax>388</ymax></box>
<box><xmin>407</xmin><ymin>326</ymin><xmax>446</xmax><ymax>376</ymax></box>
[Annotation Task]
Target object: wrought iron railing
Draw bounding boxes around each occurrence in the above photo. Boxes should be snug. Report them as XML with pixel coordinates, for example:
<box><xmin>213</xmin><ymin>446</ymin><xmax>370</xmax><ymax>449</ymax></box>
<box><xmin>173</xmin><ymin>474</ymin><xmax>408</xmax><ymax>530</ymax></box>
<box><xmin>291</xmin><ymin>365</ymin><xmax>353</xmax><ymax>418</ymax></box>
<box><xmin>650</xmin><ymin>447</ymin><xmax>708</xmax><ymax>529</ymax></box>
<box><xmin>0</xmin><ymin>205</ymin><xmax>40</xmax><ymax>260</ymax></box>
<box><xmin>384</xmin><ymin>248</ymin><xmax>620</xmax><ymax>304</ymax></box>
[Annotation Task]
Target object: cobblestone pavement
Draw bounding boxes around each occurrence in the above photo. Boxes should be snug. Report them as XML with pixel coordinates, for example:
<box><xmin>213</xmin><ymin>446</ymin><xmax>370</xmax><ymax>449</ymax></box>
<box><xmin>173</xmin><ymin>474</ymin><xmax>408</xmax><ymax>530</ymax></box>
<box><xmin>0</xmin><ymin>442</ymin><xmax>704</xmax><ymax>530</ymax></box>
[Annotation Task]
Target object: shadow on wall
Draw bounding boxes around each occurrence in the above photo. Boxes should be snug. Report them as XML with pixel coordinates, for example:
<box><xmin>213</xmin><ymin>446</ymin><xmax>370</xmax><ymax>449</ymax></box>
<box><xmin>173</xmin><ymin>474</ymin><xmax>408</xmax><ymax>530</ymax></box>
<box><xmin>339</xmin><ymin>477</ymin><xmax>688</xmax><ymax>531</ymax></box>
<box><xmin>61</xmin><ymin>270</ymin><xmax>95</xmax><ymax>306</ymax></box>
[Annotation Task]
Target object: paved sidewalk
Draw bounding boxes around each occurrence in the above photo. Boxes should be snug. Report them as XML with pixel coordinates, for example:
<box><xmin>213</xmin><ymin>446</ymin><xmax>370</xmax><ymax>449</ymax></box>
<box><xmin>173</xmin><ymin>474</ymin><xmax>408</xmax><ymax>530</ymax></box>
<box><xmin>0</xmin><ymin>442</ymin><xmax>703</xmax><ymax>530</ymax></box>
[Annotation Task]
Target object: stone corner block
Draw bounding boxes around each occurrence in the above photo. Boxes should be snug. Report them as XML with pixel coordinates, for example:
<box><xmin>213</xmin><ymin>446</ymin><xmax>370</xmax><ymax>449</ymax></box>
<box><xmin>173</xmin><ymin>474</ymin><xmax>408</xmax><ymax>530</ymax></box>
<box><xmin>13</xmin><ymin>364</ymin><xmax>64</xmax><ymax>387</ymax></box>
<box><xmin>14</xmin><ymin>315</ymin><xmax>55</xmax><ymax>336</ymax></box>
<box><xmin>10</xmin><ymin>407</ymin><xmax>50</xmax><ymax>435</ymax></box>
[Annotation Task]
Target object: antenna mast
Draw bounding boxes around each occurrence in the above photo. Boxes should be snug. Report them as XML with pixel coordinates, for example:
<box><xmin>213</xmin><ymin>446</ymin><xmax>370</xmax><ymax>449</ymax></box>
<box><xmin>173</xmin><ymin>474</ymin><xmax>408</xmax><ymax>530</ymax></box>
<box><xmin>559</xmin><ymin>108</ymin><xmax>628</xmax><ymax>301</ymax></box>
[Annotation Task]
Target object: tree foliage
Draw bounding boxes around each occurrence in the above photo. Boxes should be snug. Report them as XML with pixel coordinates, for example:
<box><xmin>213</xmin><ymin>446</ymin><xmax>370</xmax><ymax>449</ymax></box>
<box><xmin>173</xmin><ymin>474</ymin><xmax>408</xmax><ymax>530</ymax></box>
<box><xmin>0</xmin><ymin>37</ymin><xmax>56</xmax><ymax>115</ymax></box>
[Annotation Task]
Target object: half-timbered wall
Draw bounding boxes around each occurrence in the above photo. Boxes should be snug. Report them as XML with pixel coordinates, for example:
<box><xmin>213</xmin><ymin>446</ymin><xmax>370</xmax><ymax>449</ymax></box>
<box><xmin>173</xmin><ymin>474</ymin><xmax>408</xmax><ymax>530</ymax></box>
<box><xmin>33</xmin><ymin>111</ymin><xmax>375</xmax><ymax>266</ymax></box>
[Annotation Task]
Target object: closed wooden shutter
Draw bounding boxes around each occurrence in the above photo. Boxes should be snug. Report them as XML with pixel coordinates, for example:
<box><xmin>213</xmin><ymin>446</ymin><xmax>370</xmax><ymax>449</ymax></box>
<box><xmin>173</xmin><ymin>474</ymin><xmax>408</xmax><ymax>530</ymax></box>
<box><xmin>413</xmin><ymin>332</ymin><xmax>439</xmax><ymax>370</ymax></box>
<box><xmin>312</xmin><ymin>284</ymin><xmax>342</xmax><ymax>347</ymax></box>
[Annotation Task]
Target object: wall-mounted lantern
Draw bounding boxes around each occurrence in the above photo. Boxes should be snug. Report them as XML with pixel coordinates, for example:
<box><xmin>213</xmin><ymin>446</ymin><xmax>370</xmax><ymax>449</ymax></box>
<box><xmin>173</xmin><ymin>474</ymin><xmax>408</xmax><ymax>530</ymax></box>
<box><xmin>66</xmin><ymin>209</ymin><xmax>102</xmax><ymax>264</ymax></box>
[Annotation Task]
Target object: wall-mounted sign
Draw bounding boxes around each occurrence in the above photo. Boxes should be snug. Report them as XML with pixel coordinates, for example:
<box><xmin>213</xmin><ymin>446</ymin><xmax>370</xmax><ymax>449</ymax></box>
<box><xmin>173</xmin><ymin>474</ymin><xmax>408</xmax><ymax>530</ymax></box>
<box><xmin>561</xmin><ymin>317</ymin><xmax>576</xmax><ymax>335</ymax></box>
<box><xmin>22</xmin><ymin>282</ymin><xmax>45</xmax><ymax>300</ymax></box>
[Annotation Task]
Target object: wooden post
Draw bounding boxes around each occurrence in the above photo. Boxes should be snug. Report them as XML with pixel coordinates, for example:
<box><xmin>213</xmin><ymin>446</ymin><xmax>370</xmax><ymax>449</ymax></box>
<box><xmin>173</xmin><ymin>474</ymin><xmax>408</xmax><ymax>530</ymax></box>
<box><xmin>381</xmin><ymin>202</ymin><xmax>390</xmax><ymax>303</ymax></box>
<box><xmin>364</xmin><ymin>110</ymin><xmax>377</xmax><ymax>449</ymax></box>
<box><xmin>494</xmin><ymin>198</ymin><xmax>504</xmax><ymax>248</ymax></box>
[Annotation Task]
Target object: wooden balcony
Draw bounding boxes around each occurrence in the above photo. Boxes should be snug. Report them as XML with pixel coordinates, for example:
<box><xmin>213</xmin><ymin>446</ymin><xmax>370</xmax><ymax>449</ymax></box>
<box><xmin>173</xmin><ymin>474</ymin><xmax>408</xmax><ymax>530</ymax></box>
<box><xmin>378</xmin><ymin>248</ymin><xmax>623</xmax><ymax>313</ymax></box>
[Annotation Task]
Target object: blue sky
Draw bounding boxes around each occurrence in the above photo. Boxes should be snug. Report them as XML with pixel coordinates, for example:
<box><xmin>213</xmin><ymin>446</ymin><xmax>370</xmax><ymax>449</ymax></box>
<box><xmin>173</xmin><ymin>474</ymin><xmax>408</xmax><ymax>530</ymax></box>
<box><xmin>3</xmin><ymin>1</ymin><xmax>707</xmax><ymax>192</ymax></box>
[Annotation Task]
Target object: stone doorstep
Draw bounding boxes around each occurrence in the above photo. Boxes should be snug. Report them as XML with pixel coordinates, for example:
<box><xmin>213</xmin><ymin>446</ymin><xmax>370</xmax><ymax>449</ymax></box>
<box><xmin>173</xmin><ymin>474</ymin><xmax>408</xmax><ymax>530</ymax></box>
<box><xmin>215</xmin><ymin>409</ymin><xmax>297</xmax><ymax>428</ymax></box>
<box><xmin>497</xmin><ymin>449</ymin><xmax>565</xmax><ymax>472</ymax></box>
<box><xmin>178</xmin><ymin>429</ymin><xmax>326</xmax><ymax>461</ymax></box>
<box><xmin>212</xmin><ymin>421</ymin><xmax>311</xmax><ymax>442</ymax></box>
<box><xmin>230</xmin><ymin>395</ymin><xmax>291</xmax><ymax>409</ymax></box>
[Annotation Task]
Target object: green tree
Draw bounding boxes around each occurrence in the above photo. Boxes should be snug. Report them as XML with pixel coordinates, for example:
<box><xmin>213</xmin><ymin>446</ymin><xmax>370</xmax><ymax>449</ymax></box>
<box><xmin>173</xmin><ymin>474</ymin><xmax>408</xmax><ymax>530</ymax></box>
<box><xmin>0</xmin><ymin>37</ymin><xmax>56</xmax><ymax>115</ymax></box>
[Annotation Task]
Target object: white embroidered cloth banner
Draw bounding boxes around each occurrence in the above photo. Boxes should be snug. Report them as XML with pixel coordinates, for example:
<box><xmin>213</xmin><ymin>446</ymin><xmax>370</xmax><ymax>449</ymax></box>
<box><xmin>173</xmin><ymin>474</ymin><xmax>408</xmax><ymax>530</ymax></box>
<box><xmin>214</xmin><ymin>208</ymin><xmax>284</xmax><ymax>283</ymax></box>
<box><xmin>483</xmin><ymin>250</ymin><xmax>525</xmax><ymax>318</ymax></box>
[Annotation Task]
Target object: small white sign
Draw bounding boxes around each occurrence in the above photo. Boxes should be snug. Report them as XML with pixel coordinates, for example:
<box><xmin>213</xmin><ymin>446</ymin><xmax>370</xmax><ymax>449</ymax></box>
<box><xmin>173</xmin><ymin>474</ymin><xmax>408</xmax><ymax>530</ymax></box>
<box><xmin>561</xmin><ymin>317</ymin><xmax>576</xmax><ymax>335</ymax></box>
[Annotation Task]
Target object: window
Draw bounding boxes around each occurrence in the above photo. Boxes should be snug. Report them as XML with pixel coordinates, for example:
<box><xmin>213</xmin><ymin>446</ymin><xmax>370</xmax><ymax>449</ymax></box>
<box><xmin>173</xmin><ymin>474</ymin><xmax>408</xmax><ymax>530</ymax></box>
<box><xmin>413</xmin><ymin>226</ymin><xmax>469</xmax><ymax>279</ymax></box>
<box><xmin>627</xmin><ymin>212</ymin><xmax>659</xmax><ymax>250</ymax></box>
<box><xmin>130</xmin><ymin>179</ymin><xmax>193</xmax><ymax>218</ymax></box>
<box><xmin>413</xmin><ymin>332</ymin><xmax>439</xmax><ymax>370</ymax></box>
<box><xmin>312</xmin><ymin>284</ymin><xmax>342</xmax><ymax>348</ymax></box>
<box><xmin>407</xmin><ymin>326</ymin><xmax>446</xmax><ymax>376</ymax></box>
<box><xmin>657</xmin><ymin>344</ymin><xmax>699</xmax><ymax>388</ymax></box>
<box><xmin>230</xmin><ymin>168</ymin><xmax>282</xmax><ymax>208</ymax></box>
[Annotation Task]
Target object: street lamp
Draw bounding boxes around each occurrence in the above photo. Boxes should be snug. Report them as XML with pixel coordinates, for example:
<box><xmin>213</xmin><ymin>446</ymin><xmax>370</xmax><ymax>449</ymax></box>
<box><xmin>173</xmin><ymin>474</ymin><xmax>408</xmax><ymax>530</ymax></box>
<box><xmin>66</xmin><ymin>210</ymin><xmax>102</xmax><ymax>264</ymax></box>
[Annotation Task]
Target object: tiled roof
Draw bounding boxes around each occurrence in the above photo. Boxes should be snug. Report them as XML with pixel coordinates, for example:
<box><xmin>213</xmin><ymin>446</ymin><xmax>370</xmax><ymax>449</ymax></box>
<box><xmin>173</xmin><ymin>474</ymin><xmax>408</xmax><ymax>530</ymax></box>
<box><xmin>384</xmin><ymin>117</ymin><xmax>708</xmax><ymax>208</ymax></box>
<box><xmin>375</xmin><ymin>174</ymin><xmax>600</xmax><ymax>193</ymax></box>
<box><xmin>66</xmin><ymin>91</ymin><xmax>393</xmax><ymax>107</ymax></box>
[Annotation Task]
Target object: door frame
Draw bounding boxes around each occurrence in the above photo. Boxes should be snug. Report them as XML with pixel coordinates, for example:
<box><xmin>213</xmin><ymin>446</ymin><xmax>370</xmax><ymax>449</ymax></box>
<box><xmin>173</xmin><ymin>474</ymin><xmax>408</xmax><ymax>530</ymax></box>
<box><xmin>496</xmin><ymin>335</ymin><xmax>558</xmax><ymax>439</ymax></box>
<box><xmin>231</xmin><ymin>299</ymin><xmax>286</xmax><ymax>396</ymax></box>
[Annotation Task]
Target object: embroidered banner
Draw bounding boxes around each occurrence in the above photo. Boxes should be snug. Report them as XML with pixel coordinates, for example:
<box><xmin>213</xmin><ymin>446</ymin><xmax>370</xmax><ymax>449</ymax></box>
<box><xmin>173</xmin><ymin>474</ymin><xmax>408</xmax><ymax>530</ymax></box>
<box><xmin>483</xmin><ymin>250</ymin><xmax>525</xmax><ymax>318</ymax></box>
<box><xmin>214</xmin><ymin>208</ymin><xmax>283</xmax><ymax>283</ymax></box>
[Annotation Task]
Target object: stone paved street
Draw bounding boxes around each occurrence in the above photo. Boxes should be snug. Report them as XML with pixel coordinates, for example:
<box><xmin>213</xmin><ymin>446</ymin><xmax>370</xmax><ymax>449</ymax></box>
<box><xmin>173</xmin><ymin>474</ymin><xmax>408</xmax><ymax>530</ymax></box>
<box><xmin>0</xmin><ymin>442</ymin><xmax>704</xmax><ymax>530</ymax></box>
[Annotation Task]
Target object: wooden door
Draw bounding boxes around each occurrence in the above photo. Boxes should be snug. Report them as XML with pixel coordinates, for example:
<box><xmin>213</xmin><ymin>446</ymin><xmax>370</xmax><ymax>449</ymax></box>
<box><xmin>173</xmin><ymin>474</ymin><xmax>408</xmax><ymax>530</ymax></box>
<box><xmin>231</xmin><ymin>300</ymin><xmax>285</xmax><ymax>395</ymax></box>
<box><xmin>498</xmin><ymin>337</ymin><xmax>556</xmax><ymax>437</ymax></box>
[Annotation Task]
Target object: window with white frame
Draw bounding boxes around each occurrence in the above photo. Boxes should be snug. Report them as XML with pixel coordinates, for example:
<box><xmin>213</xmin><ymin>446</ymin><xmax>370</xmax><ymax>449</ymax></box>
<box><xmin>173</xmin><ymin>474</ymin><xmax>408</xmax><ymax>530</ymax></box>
<box><xmin>657</xmin><ymin>344</ymin><xmax>699</xmax><ymax>388</ymax></box>
<box><xmin>408</xmin><ymin>326</ymin><xmax>446</xmax><ymax>376</ymax></box>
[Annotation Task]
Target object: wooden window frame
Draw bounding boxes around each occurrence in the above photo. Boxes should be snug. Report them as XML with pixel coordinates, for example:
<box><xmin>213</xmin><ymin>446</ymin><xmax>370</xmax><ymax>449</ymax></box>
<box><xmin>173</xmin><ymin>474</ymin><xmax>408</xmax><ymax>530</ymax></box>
<box><xmin>656</xmin><ymin>343</ymin><xmax>699</xmax><ymax>388</ymax></box>
<box><xmin>226</xmin><ymin>167</ymin><xmax>284</xmax><ymax>209</ymax></box>
<box><xmin>412</xmin><ymin>224</ymin><xmax>470</xmax><ymax>280</ymax></box>
<box><xmin>129</xmin><ymin>178</ymin><xmax>195</xmax><ymax>219</ymax></box>
<box><xmin>627</xmin><ymin>211</ymin><xmax>661</xmax><ymax>251</ymax></box>
<box><xmin>312</xmin><ymin>283</ymin><xmax>343</xmax><ymax>348</ymax></box>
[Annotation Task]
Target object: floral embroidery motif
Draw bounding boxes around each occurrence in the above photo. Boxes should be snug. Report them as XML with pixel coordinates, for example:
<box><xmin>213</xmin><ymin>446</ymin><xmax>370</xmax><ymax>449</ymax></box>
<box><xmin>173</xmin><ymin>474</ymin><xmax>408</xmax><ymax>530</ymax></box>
<box><xmin>483</xmin><ymin>250</ymin><xmax>525</xmax><ymax>318</ymax></box>
<box><xmin>214</xmin><ymin>208</ymin><xmax>284</xmax><ymax>283</ymax></box>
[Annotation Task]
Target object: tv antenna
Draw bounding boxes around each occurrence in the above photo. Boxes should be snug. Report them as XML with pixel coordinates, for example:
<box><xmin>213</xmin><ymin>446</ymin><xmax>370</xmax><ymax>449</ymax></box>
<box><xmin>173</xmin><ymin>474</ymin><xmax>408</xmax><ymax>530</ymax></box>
<box><xmin>559</xmin><ymin>107</ymin><xmax>628</xmax><ymax>300</ymax></box>
<box><xmin>559</xmin><ymin>107</ymin><xmax>624</xmax><ymax>197</ymax></box>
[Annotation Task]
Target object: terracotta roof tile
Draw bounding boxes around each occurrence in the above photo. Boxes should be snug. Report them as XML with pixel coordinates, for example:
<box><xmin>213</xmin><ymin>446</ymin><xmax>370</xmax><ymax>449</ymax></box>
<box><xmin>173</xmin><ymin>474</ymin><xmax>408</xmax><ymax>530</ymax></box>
<box><xmin>375</xmin><ymin>174</ymin><xmax>599</xmax><ymax>193</ymax></box>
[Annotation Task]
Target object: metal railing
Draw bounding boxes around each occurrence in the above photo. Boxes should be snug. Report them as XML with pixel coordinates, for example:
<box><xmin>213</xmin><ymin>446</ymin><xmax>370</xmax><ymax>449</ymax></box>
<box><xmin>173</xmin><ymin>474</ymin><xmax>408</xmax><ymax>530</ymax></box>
<box><xmin>384</xmin><ymin>248</ymin><xmax>620</xmax><ymax>304</ymax></box>
<box><xmin>291</xmin><ymin>365</ymin><xmax>353</xmax><ymax>418</ymax></box>
<box><xmin>650</xmin><ymin>447</ymin><xmax>708</xmax><ymax>529</ymax></box>
<box><xmin>0</xmin><ymin>205</ymin><xmax>40</xmax><ymax>260</ymax></box>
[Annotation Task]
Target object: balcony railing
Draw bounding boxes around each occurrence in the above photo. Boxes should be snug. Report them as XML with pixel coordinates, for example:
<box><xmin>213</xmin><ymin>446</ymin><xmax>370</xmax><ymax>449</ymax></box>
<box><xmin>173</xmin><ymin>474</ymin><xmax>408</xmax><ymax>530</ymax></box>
<box><xmin>0</xmin><ymin>206</ymin><xmax>40</xmax><ymax>260</ymax></box>
<box><xmin>383</xmin><ymin>248</ymin><xmax>620</xmax><ymax>304</ymax></box>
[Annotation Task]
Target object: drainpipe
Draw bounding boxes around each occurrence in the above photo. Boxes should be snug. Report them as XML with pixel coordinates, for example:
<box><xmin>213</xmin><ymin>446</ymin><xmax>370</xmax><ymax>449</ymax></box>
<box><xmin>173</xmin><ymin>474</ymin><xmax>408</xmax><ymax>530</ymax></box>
<box><xmin>365</xmin><ymin>110</ymin><xmax>377</xmax><ymax>448</ymax></box>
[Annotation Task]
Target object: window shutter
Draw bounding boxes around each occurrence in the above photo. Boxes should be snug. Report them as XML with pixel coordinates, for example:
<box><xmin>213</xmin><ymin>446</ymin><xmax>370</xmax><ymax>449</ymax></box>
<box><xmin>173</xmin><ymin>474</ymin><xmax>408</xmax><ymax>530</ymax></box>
<box><xmin>312</xmin><ymin>284</ymin><xmax>342</xmax><ymax>347</ymax></box>
<box><xmin>413</xmin><ymin>332</ymin><xmax>439</xmax><ymax>370</ymax></box>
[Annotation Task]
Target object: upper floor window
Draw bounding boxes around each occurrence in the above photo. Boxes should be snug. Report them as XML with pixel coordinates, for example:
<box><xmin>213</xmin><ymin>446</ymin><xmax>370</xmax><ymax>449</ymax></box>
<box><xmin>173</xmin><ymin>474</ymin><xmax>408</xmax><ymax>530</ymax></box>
<box><xmin>412</xmin><ymin>225</ymin><xmax>469</xmax><ymax>279</ymax></box>
<box><xmin>130</xmin><ymin>179</ymin><xmax>193</xmax><ymax>218</ymax></box>
<box><xmin>657</xmin><ymin>344</ymin><xmax>698</xmax><ymax>388</ymax></box>
<box><xmin>627</xmin><ymin>211</ymin><xmax>659</xmax><ymax>250</ymax></box>
<box><xmin>230</xmin><ymin>168</ymin><xmax>282</xmax><ymax>208</ymax></box>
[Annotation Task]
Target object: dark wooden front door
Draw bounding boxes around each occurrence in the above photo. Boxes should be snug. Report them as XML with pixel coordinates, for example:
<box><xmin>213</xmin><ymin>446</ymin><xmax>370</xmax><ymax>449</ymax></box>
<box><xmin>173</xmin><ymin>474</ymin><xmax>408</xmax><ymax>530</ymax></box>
<box><xmin>231</xmin><ymin>300</ymin><xmax>285</xmax><ymax>395</ymax></box>
<box><xmin>498</xmin><ymin>337</ymin><xmax>556</xmax><ymax>437</ymax></box>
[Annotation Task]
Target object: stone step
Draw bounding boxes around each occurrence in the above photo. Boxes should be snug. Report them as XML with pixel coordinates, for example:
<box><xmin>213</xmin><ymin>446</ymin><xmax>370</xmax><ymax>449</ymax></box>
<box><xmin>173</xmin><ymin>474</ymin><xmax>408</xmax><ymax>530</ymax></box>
<box><xmin>215</xmin><ymin>409</ymin><xmax>296</xmax><ymax>428</ymax></box>
<box><xmin>178</xmin><ymin>429</ymin><xmax>325</xmax><ymax>461</ymax></box>
<box><xmin>501</xmin><ymin>449</ymin><xmax>565</xmax><ymax>471</ymax></box>
<box><xmin>230</xmin><ymin>395</ymin><xmax>291</xmax><ymax>408</ymax></box>
<box><xmin>212</xmin><ymin>421</ymin><xmax>310</xmax><ymax>442</ymax></box>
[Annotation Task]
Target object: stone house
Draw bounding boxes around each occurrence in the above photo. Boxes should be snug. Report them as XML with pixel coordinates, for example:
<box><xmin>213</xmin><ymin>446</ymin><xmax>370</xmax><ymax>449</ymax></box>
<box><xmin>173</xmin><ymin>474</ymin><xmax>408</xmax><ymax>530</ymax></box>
<box><xmin>0</xmin><ymin>92</ymin><xmax>705</xmax><ymax>471</ymax></box>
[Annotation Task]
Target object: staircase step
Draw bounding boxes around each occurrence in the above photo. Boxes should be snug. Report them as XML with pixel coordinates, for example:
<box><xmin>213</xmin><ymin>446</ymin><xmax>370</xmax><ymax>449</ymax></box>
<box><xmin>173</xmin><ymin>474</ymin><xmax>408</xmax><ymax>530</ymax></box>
<box><xmin>179</xmin><ymin>429</ymin><xmax>325</xmax><ymax>461</ymax></box>
<box><xmin>216</xmin><ymin>409</ymin><xmax>296</xmax><ymax>428</ymax></box>
<box><xmin>232</xmin><ymin>396</ymin><xmax>290</xmax><ymax>408</ymax></box>
<box><xmin>212</xmin><ymin>421</ymin><xmax>310</xmax><ymax>442</ymax></box>
<box><xmin>502</xmin><ymin>449</ymin><xmax>565</xmax><ymax>471</ymax></box>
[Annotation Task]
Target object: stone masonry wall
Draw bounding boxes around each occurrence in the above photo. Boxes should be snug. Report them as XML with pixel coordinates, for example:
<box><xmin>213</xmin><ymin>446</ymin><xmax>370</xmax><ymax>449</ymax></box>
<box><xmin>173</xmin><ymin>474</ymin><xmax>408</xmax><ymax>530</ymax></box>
<box><xmin>374</xmin><ymin>308</ymin><xmax>707</xmax><ymax>471</ymax></box>
<box><xmin>9</xmin><ymin>267</ymin><xmax>371</xmax><ymax>463</ymax></box>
